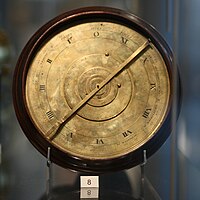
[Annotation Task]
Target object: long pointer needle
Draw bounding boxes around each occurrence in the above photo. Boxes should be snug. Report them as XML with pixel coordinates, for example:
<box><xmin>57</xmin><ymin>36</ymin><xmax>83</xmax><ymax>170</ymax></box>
<box><xmin>47</xmin><ymin>39</ymin><xmax>151</xmax><ymax>140</ymax></box>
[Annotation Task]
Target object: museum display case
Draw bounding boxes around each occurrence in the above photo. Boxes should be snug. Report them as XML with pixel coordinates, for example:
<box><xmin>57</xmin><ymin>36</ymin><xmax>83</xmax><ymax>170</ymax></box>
<box><xmin>1</xmin><ymin>0</ymin><xmax>200</xmax><ymax>199</ymax></box>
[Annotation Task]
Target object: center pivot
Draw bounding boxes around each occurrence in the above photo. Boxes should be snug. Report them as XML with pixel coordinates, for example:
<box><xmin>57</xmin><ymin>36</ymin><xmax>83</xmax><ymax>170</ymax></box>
<box><xmin>64</xmin><ymin>54</ymin><xmax>133</xmax><ymax>121</ymax></box>
<box><xmin>78</xmin><ymin>67</ymin><xmax>118</xmax><ymax>107</ymax></box>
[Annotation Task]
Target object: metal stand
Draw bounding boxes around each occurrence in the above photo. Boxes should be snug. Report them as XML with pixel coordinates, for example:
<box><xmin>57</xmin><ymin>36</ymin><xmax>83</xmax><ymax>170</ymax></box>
<box><xmin>44</xmin><ymin>148</ymin><xmax>147</xmax><ymax>199</ymax></box>
<box><xmin>0</xmin><ymin>144</ymin><xmax>2</xmax><ymax>165</ymax></box>
<box><xmin>140</xmin><ymin>150</ymin><xmax>147</xmax><ymax>200</ymax></box>
<box><xmin>45</xmin><ymin>147</ymin><xmax>99</xmax><ymax>199</ymax></box>
<box><xmin>46</xmin><ymin>147</ymin><xmax>52</xmax><ymax>199</ymax></box>
<box><xmin>0</xmin><ymin>70</ymin><xmax>2</xmax><ymax>166</ymax></box>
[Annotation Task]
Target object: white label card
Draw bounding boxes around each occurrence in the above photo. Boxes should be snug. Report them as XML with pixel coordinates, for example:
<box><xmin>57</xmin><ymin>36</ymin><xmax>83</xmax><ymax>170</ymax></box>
<box><xmin>80</xmin><ymin>188</ymin><xmax>99</xmax><ymax>199</ymax></box>
<box><xmin>80</xmin><ymin>176</ymin><xmax>99</xmax><ymax>188</ymax></box>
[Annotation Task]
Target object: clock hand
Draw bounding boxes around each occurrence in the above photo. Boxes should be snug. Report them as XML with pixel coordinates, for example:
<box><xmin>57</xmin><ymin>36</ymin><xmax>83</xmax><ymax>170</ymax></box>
<box><xmin>47</xmin><ymin>39</ymin><xmax>151</xmax><ymax>140</ymax></box>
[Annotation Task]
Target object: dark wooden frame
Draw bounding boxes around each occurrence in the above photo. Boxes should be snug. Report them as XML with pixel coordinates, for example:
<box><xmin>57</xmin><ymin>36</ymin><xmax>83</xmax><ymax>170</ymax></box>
<box><xmin>13</xmin><ymin>7</ymin><xmax>180</xmax><ymax>173</ymax></box>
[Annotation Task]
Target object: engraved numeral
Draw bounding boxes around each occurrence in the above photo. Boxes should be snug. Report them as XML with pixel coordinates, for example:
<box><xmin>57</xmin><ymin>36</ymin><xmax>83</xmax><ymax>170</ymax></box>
<box><xmin>143</xmin><ymin>58</ymin><xmax>147</xmax><ymax>64</ymax></box>
<box><xmin>67</xmin><ymin>132</ymin><xmax>73</xmax><ymax>141</ymax></box>
<box><xmin>96</xmin><ymin>139</ymin><xmax>104</xmax><ymax>144</ymax></box>
<box><xmin>67</xmin><ymin>36</ymin><xmax>72</xmax><ymax>44</ymax></box>
<box><xmin>142</xmin><ymin>108</ymin><xmax>152</xmax><ymax>118</ymax></box>
<box><xmin>122</xmin><ymin>130</ymin><xmax>132</xmax><ymax>137</ymax></box>
<box><xmin>46</xmin><ymin>110</ymin><xmax>54</xmax><ymax>120</ymax></box>
<box><xmin>39</xmin><ymin>84</ymin><xmax>45</xmax><ymax>91</ymax></box>
<box><xmin>150</xmin><ymin>83</ymin><xmax>156</xmax><ymax>90</ymax></box>
<box><xmin>47</xmin><ymin>59</ymin><xmax>52</xmax><ymax>64</ymax></box>
<box><xmin>122</xmin><ymin>36</ymin><xmax>128</xmax><ymax>44</ymax></box>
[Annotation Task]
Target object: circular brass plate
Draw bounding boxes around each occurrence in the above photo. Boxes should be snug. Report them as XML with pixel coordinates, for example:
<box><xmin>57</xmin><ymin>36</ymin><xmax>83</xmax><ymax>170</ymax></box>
<box><xmin>13</xmin><ymin>7</ymin><xmax>179</xmax><ymax>173</ymax></box>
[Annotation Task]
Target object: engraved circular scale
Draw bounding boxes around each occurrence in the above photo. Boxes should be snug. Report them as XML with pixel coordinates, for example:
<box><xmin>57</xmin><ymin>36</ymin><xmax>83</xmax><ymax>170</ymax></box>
<box><xmin>13</xmin><ymin>7</ymin><xmax>180</xmax><ymax>173</ymax></box>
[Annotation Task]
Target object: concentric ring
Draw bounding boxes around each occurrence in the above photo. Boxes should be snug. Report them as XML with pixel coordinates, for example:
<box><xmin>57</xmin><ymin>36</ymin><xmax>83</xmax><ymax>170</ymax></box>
<box><xmin>63</xmin><ymin>54</ymin><xmax>133</xmax><ymax>121</ymax></box>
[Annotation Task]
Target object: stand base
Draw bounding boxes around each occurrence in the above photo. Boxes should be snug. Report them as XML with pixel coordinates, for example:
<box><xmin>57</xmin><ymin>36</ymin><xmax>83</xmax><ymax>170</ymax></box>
<box><xmin>45</xmin><ymin>148</ymin><xmax>148</xmax><ymax>199</ymax></box>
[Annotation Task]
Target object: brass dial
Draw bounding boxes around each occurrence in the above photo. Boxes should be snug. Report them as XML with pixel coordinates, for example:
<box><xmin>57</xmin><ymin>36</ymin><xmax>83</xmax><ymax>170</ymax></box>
<box><xmin>13</xmin><ymin>7</ymin><xmax>179</xmax><ymax>173</ymax></box>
